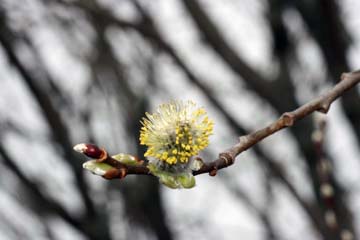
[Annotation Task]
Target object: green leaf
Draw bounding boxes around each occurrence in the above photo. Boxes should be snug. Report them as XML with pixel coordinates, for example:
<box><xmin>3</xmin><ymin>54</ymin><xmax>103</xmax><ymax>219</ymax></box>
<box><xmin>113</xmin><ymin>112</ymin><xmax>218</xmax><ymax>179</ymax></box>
<box><xmin>83</xmin><ymin>160</ymin><xmax>113</xmax><ymax>176</ymax></box>
<box><xmin>190</xmin><ymin>158</ymin><xmax>204</xmax><ymax>171</ymax></box>
<box><xmin>112</xmin><ymin>153</ymin><xmax>138</xmax><ymax>166</ymax></box>
<box><xmin>147</xmin><ymin>163</ymin><xmax>160</xmax><ymax>174</ymax></box>
<box><xmin>159</xmin><ymin>174</ymin><xmax>179</xmax><ymax>189</ymax></box>
<box><xmin>177</xmin><ymin>173</ymin><xmax>196</xmax><ymax>188</ymax></box>
<box><xmin>147</xmin><ymin>163</ymin><xmax>196</xmax><ymax>189</ymax></box>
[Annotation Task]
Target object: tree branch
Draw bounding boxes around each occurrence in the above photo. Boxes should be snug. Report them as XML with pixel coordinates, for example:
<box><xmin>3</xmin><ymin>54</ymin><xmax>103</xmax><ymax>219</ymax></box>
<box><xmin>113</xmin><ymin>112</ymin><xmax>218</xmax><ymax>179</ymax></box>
<box><xmin>0</xmin><ymin>8</ymin><xmax>113</xmax><ymax>240</ymax></box>
<box><xmin>180</xmin><ymin>0</ymin><xmax>277</xmax><ymax>104</ymax></box>
<box><xmin>0</xmin><ymin>144</ymin><xmax>84</xmax><ymax>235</ymax></box>
<box><xmin>0</xmin><ymin>11</ymin><xmax>97</xmax><ymax>218</ymax></box>
<box><xmin>75</xmin><ymin>69</ymin><xmax>360</xmax><ymax>178</ymax></box>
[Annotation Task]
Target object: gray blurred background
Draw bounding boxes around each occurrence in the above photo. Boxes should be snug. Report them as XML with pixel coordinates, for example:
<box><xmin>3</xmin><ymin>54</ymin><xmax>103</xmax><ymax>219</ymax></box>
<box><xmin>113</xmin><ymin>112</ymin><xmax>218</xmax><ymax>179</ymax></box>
<box><xmin>0</xmin><ymin>0</ymin><xmax>359</xmax><ymax>239</ymax></box>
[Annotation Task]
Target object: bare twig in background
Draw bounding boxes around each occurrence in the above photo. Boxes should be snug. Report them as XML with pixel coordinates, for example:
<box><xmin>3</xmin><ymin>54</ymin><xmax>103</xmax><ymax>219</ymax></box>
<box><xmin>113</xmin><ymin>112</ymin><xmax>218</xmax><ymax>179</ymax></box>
<box><xmin>71</xmin><ymin>3</ymin><xmax>320</xmax><ymax>225</ymax></box>
<box><xmin>311</xmin><ymin>114</ymin><xmax>355</xmax><ymax>239</ymax></box>
<box><xmin>2</xmin><ymin>0</ymin><xmax>360</xmax><ymax>239</ymax></box>
<box><xmin>0</xmin><ymin>144</ymin><xmax>83</xmax><ymax>234</ymax></box>
<box><xmin>0</xmin><ymin>8</ymin><xmax>111</xmax><ymax>240</ymax></box>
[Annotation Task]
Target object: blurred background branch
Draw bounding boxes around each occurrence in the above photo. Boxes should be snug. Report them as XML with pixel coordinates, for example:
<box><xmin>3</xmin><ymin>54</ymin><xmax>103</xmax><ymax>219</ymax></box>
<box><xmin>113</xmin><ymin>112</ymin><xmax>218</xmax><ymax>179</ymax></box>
<box><xmin>0</xmin><ymin>0</ymin><xmax>359</xmax><ymax>239</ymax></box>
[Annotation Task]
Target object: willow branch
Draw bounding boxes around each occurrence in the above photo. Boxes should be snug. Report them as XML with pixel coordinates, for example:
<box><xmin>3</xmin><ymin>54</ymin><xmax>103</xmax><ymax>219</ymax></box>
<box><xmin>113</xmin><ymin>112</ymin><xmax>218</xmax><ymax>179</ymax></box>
<box><xmin>195</xmin><ymin>70</ymin><xmax>360</xmax><ymax>175</ymax></box>
<box><xmin>75</xmin><ymin>70</ymin><xmax>360</xmax><ymax>179</ymax></box>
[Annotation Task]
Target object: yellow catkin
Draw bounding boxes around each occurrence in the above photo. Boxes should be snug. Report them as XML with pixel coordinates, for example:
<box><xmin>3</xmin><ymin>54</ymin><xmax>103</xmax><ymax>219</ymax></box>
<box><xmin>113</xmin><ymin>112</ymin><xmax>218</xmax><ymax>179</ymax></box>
<box><xmin>139</xmin><ymin>100</ymin><xmax>213</xmax><ymax>165</ymax></box>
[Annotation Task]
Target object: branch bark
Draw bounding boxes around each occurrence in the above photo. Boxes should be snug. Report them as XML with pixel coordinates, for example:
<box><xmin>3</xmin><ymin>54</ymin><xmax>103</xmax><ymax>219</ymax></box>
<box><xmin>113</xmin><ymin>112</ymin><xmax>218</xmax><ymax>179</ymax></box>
<box><xmin>63</xmin><ymin>3</ymin><xmax>357</xmax><ymax>235</ymax></box>
<box><xmin>194</xmin><ymin>70</ymin><xmax>360</xmax><ymax>175</ymax></box>
<box><xmin>75</xmin><ymin>68</ymin><xmax>359</xmax><ymax>237</ymax></box>
<box><xmin>76</xmin><ymin>70</ymin><xmax>360</xmax><ymax>178</ymax></box>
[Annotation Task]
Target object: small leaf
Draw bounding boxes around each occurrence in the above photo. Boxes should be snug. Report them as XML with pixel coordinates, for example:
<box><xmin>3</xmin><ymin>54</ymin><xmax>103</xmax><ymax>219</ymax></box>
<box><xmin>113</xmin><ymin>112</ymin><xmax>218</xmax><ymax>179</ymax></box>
<box><xmin>159</xmin><ymin>174</ymin><xmax>179</xmax><ymax>189</ymax></box>
<box><xmin>112</xmin><ymin>153</ymin><xmax>138</xmax><ymax>166</ymax></box>
<box><xmin>177</xmin><ymin>173</ymin><xmax>196</xmax><ymax>188</ymax></box>
<box><xmin>147</xmin><ymin>163</ymin><xmax>159</xmax><ymax>174</ymax></box>
<box><xmin>190</xmin><ymin>158</ymin><xmax>204</xmax><ymax>171</ymax></box>
<box><xmin>147</xmin><ymin>163</ymin><xmax>196</xmax><ymax>189</ymax></box>
<box><xmin>83</xmin><ymin>160</ymin><xmax>114</xmax><ymax>176</ymax></box>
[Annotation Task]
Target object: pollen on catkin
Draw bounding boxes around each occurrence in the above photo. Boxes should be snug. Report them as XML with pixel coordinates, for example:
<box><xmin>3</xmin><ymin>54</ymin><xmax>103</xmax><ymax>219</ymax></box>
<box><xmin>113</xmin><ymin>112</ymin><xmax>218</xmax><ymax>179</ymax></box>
<box><xmin>139</xmin><ymin>100</ymin><xmax>213</xmax><ymax>166</ymax></box>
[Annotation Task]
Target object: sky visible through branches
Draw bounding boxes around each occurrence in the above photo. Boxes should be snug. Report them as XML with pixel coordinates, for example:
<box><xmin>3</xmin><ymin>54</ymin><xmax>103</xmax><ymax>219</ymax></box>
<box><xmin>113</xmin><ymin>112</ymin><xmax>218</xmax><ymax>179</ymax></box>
<box><xmin>0</xmin><ymin>0</ymin><xmax>360</xmax><ymax>240</ymax></box>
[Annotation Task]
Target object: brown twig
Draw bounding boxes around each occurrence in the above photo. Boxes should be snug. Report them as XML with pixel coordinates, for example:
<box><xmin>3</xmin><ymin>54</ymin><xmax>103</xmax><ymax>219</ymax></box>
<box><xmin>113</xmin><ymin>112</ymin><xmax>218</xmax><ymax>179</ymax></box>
<box><xmin>194</xmin><ymin>70</ymin><xmax>360</xmax><ymax>175</ymax></box>
<box><xmin>75</xmin><ymin>70</ymin><xmax>360</xmax><ymax>179</ymax></box>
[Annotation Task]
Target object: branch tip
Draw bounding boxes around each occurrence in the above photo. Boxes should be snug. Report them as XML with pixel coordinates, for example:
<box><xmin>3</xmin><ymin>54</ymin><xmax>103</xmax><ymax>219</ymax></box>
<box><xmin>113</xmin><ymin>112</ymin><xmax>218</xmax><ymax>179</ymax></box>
<box><xmin>73</xmin><ymin>143</ymin><xmax>106</xmax><ymax>159</ymax></box>
<box><xmin>73</xmin><ymin>143</ymin><xmax>87</xmax><ymax>153</ymax></box>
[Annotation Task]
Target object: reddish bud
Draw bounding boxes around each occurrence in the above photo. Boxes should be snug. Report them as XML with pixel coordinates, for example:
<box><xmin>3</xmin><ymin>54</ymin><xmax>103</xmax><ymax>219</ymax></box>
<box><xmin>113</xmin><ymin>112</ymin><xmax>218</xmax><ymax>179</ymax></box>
<box><xmin>103</xmin><ymin>168</ymin><xmax>127</xmax><ymax>179</ymax></box>
<box><xmin>209</xmin><ymin>168</ymin><xmax>217</xmax><ymax>176</ymax></box>
<box><xmin>73</xmin><ymin>143</ymin><xmax>106</xmax><ymax>159</ymax></box>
